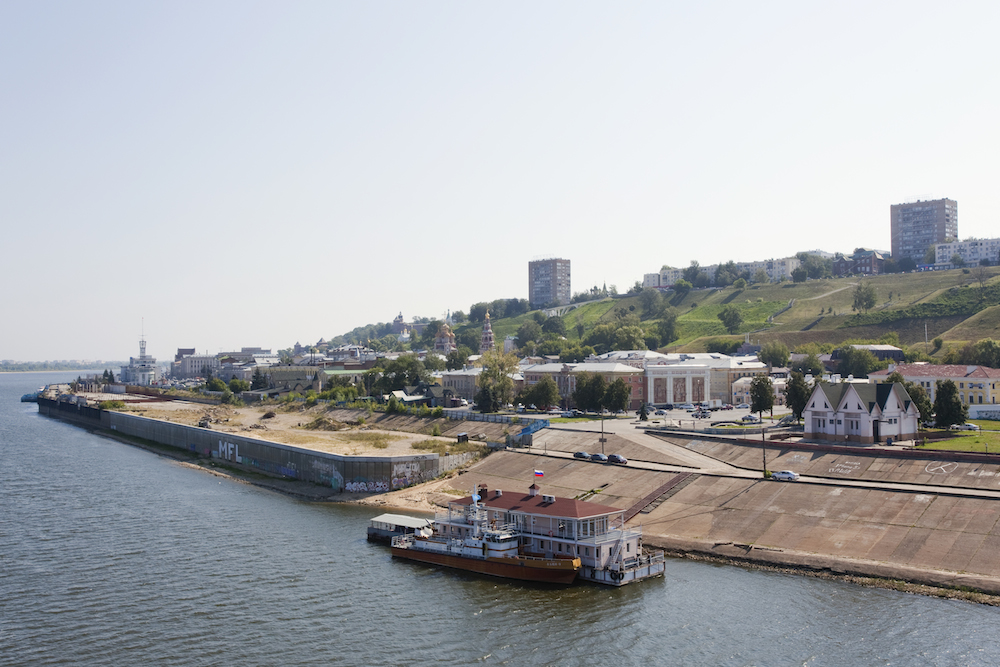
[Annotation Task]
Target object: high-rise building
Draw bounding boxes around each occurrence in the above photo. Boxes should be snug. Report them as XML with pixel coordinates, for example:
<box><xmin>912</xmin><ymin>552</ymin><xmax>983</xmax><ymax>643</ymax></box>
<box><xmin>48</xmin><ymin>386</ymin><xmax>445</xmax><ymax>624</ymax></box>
<box><xmin>890</xmin><ymin>198</ymin><xmax>957</xmax><ymax>263</ymax></box>
<box><xmin>528</xmin><ymin>258</ymin><xmax>571</xmax><ymax>307</ymax></box>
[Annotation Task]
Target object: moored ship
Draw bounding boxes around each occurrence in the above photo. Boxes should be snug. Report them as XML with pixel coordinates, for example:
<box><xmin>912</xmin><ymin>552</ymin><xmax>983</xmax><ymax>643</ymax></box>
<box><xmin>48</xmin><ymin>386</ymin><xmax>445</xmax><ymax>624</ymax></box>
<box><xmin>390</xmin><ymin>482</ymin><xmax>664</xmax><ymax>586</ymax></box>
<box><xmin>391</xmin><ymin>486</ymin><xmax>582</xmax><ymax>584</ymax></box>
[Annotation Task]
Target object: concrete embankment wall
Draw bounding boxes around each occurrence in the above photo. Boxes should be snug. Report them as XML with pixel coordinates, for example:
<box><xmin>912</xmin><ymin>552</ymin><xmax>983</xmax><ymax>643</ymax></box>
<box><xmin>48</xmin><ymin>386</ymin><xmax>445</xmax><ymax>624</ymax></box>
<box><xmin>38</xmin><ymin>398</ymin><xmax>474</xmax><ymax>493</ymax></box>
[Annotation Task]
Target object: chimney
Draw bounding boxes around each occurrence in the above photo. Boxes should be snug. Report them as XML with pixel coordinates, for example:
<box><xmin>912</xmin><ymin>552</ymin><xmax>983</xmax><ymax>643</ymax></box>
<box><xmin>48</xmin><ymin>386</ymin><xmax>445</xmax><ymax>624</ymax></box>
<box><xmin>529</xmin><ymin>484</ymin><xmax>539</xmax><ymax>497</ymax></box>
<box><xmin>480</xmin><ymin>484</ymin><xmax>488</xmax><ymax>497</ymax></box>
<box><xmin>495</xmin><ymin>489</ymin><xmax>502</xmax><ymax>497</ymax></box>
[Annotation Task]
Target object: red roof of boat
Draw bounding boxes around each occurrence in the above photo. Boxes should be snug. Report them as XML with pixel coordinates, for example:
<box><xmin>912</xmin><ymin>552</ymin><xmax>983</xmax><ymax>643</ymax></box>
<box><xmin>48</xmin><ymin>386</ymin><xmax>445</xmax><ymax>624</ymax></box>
<box><xmin>453</xmin><ymin>486</ymin><xmax>622</xmax><ymax>519</ymax></box>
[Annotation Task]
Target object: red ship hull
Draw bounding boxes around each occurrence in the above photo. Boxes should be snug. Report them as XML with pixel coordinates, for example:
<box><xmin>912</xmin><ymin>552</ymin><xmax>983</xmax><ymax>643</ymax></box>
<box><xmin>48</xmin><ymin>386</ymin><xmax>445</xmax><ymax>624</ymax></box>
<box><xmin>391</xmin><ymin>546</ymin><xmax>580</xmax><ymax>584</ymax></box>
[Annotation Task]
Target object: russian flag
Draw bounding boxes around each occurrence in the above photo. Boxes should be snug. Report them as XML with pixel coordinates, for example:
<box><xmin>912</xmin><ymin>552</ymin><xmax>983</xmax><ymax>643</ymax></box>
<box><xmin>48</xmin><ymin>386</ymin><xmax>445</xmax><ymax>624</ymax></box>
<box><xmin>534</xmin><ymin>470</ymin><xmax>544</xmax><ymax>477</ymax></box>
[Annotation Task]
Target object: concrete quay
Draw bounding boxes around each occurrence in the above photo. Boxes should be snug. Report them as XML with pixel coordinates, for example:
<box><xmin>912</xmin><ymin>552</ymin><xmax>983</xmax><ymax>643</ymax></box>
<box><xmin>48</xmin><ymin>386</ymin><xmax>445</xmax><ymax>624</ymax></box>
<box><xmin>458</xmin><ymin>421</ymin><xmax>1000</xmax><ymax>596</ymax></box>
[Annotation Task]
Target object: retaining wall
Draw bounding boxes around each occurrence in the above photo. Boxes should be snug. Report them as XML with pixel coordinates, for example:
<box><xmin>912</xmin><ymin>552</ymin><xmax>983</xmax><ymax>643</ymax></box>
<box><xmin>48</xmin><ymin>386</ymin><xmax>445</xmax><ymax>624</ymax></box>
<box><xmin>38</xmin><ymin>399</ymin><xmax>474</xmax><ymax>493</ymax></box>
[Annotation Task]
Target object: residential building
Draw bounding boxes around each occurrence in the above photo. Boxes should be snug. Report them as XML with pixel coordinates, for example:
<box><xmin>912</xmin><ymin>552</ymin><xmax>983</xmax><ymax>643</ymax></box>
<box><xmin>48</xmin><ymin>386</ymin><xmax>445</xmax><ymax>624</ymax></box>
<box><xmin>644</xmin><ymin>256</ymin><xmax>800</xmax><ymax>288</ymax></box>
<box><xmin>935</xmin><ymin>237</ymin><xmax>1000</xmax><ymax>267</ymax></box>
<box><xmin>802</xmin><ymin>382</ymin><xmax>919</xmax><ymax>444</ymax></box>
<box><xmin>831</xmin><ymin>249</ymin><xmax>886</xmax><ymax>277</ymax></box>
<box><xmin>528</xmin><ymin>258</ymin><xmax>571</xmax><ymax>307</ymax></box>
<box><xmin>869</xmin><ymin>363</ymin><xmax>1000</xmax><ymax>418</ymax></box>
<box><xmin>890</xmin><ymin>198</ymin><xmax>958</xmax><ymax>263</ymax></box>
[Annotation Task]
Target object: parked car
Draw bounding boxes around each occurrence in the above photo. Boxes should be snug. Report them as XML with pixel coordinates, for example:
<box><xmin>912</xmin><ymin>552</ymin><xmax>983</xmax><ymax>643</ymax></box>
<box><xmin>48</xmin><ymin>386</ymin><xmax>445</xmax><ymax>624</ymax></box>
<box><xmin>735</xmin><ymin>404</ymin><xmax>750</xmax><ymax>410</ymax></box>
<box><xmin>742</xmin><ymin>414</ymin><xmax>761</xmax><ymax>423</ymax></box>
<box><xmin>694</xmin><ymin>410</ymin><xmax>711</xmax><ymax>419</ymax></box>
<box><xmin>677</xmin><ymin>403</ymin><xmax>695</xmax><ymax>410</ymax></box>
<box><xmin>608</xmin><ymin>454</ymin><xmax>628</xmax><ymax>465</ymax></box>
<box><xmin>573</xmin><ymin>451</ymin><xmax>590</xmax><ymax>460</ymax></box>
<box><xmin>590</xmin><ymin>453</ymin><xmax>609</xmax><ymax>463</ymax></box>
<box><xmin>721</xmin><ymin>404</ymin><xmax>734</xmax><ymax>410</ymax></box>
<box><xmin>654</xmin><ymin>409</ymin><xmax>667</xmax><ymax>416</ymax></box>
<box><xmin>950</xmin><ymin>423</ymin><xmax>981</xmax><ymax>431</ymax></box>
<box><xmin>771</xmin><ymin>470</ymin><xmax>800</xmax><ymax>481</ymax></box>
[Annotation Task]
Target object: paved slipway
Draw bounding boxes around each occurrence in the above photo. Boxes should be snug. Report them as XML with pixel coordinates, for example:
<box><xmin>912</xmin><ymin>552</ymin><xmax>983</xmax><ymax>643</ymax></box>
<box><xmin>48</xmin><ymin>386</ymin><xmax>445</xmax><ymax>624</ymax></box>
<box><xmin>457</xmin><ymin>421</ymin><xmax>1000</xmax><ymax>596</ymax></box>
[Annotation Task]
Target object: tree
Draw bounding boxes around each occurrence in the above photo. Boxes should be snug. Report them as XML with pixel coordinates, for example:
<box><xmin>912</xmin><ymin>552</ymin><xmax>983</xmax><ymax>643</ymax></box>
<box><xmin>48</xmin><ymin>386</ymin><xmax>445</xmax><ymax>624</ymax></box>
<box><xmin>951</xmin><ymin>253</ymin><xmax>966</xmax><ymax>268</ymax></box>
<box><xmin>884</xmin><ymin>372</ymin><xmax>933</xmax><ymax>422</ymax></box>
<box><xmin>732</xmin><ymin>277</ymin><xmax>747</xmax><ymax>290</ymax></box>
<box><xmin>206</xmin><ymin>377</ymin><xmax>227</xmax><ymax>392</ymax></box>
<box><xmin>750</xmin><ymin>375</ymin><xmax>774</xmax><ymax>418</ymax></box>
<box><xmin>657</xmin><ymin>310</ymin><xmax>678</xmax><ymax>347</ymax></box>
<box><xmin>672</xmin><ymin>278</ymin><xmax>692</xmax><ymax>294</ymax></box>
<box><xmin>445</xmin><ymin>346</ymin><xmax>472</xmax><ymax>370</ymax></box>
<box><xmin>541</xmin><ymin>316</ymin><xmax>566</xmax><ymax>336</ymax></box>
<box><xmin>717</xmin><ymin>305</ymin><xmax>744</xmax><ymax>334</ymax></box>
<box><xmin>559</xmin><ymin>345</ymin><xmax>595</xmax><ymax>363</ymax></box>
<box><xmin>752</xmin><ymin>269</ymin><xmax>769</xmax><ymax>284</ymax></box>
<box><xmin>422</xmin><ymin>354</ymin><xmax>446</xmax><ymax>372</ymax></box>
<box><xmin>603</xmin><ymin>378</ymin><xmax>632</xmax><ymax>413</ymax></box>
<box><xmin>476</xmin><ymin>385</ymin><xmax>499</xmax><ymax>413</ymax></box>
<box><xmin>933</xmin><ymin>379</ymin><xmax>968</xmax><ymax>428</ymax></box>
<box><xmin>477</xmin><ymin>348</ymin><xmax>519</xmax><ymax>409</ymax></box>
<box><xmin>521</xmin><ymin>376</ymin><xmax>560</xmax><ymax>410</ymax></box>
<box><xmin>251</xmin><ymin>367</ymin><xmax>268</xmax><ymax>390</ymax></box>
<box><xmin>758</xmin><ymin>341</ymin><xmax>790</xmax><ymax>368</ymax></box>
<box><xmin>852</xmin><ymin>280</ymin><xmax>876</xmax><ymax>314</ymax></box>
<box><xmin>638</xmin><ymin>288</ymin><xmax>663</xmax><ymax>317</ymax></box>
<box><xmin>638</xmin><ymin>403</ymin><xmax>649</xmax><ymax>421</ymax></box>
<box><xmin>517</xmin><ymin>320</ymin><xmax>542</xmax><ymax>344</ymax></box>
<box><xmin>371</xmin><ymin>354</ymin><xmax>429</xmax><ymax>394</ymax></box>
<box><xmin>790</xmin><ymin>352</ymin><xmax>824</xmax><ymax>376</ymax></box>
<box><xmin>572</xmin><ymin>372</ymin><xmax>606</xmax><ymax>412</ymax></box>
<box><xmin>612</xmin><ymin>326</ymin><xmax>647</xmax><ymax>351</ymax></box>
<box><xmin>469</xmin><ymin>302</ymin><xmax>489</xmax><ymax>323</ymax></box>
<box><xmin>899</xmin><ymin>257</ymin><xmax>917</xmax><ymax>272</ymax></box>
<box><xmin>791</xmin><ymin>266</ymin><xmax>808</xmax><ymax>283</ymax></box>
<box><xmin>228</xmin><ymin>379</ymin><xmax>250</xmax><ymax>393</ymax></box>
<box><xmin>835</xmin><ymin>346</ymin><xmax>880</xmax><ymax>379</ymax></box>
<box><xmin>784</xmin><ymin>372</ymin><xmax>810</xmax><ymax>421</ymax></box>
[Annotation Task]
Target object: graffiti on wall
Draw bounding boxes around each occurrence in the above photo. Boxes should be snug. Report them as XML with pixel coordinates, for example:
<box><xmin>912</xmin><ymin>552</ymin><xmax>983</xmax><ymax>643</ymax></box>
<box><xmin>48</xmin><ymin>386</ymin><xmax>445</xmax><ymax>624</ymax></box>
<box><xmin>391</xmin><ymin>461</ymin><xmax>432</xmax><ymax>489</ymax></box>
<box><xmin>345</xmin><ymin>479</ymin><xmax>390</xmax><ymax>493</ymax></box>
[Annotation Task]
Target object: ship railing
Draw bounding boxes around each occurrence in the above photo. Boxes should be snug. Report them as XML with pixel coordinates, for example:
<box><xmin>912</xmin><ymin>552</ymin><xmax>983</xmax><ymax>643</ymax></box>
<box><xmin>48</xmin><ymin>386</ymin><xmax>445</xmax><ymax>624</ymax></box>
<box><xmin>392</xmin><ymin>535</ymin><xmax>415</xmax><ymax>548</ymax></box>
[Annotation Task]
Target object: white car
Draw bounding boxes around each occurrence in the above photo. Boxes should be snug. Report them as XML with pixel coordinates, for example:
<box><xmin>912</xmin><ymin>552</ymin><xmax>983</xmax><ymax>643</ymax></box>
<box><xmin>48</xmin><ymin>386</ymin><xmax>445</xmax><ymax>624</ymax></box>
<box><xmin>771</xmin><ymin>470</ymin><xmax>800</xmax><ymax>481</ymax></box>
<box><xmin>950</xmin><ymin>423</ymin><xmax>980</xmax><ymax>431</ymax></box>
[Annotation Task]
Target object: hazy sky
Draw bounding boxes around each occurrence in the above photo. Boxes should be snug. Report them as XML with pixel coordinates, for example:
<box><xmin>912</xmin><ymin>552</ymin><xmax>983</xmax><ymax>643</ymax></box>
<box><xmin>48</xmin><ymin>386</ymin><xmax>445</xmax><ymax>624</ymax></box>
<box><xmin>3</xmin><ymin>1</ymin><xmax>999</xmax><ymax>362</ymax></box>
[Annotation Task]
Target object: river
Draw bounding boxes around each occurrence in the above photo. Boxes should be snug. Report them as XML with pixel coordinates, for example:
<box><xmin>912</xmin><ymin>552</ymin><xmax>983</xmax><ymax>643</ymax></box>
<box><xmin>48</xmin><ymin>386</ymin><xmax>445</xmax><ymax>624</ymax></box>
<box><xmin>2</xmin><ymin>372</ymin><xmax>999</xmax><ymax>666</ymax></box>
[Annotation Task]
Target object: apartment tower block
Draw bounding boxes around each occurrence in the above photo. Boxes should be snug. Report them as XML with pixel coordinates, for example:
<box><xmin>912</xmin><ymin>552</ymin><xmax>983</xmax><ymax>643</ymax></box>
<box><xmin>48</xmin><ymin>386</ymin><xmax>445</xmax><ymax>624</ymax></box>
<box><xmin>890</xmin><ymin>198</ymin><xmax>957</xmax><ymax>263</ymax></box>
<box><xmin>528</xmin><ymin>258</ymin><xmax>571</xmax><ymax>307</ymax></box>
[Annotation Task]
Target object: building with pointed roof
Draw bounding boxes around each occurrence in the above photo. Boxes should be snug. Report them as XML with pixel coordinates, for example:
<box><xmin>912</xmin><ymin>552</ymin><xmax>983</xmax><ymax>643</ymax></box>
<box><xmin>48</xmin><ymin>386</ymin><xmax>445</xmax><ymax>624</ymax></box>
<box><xmin>802</xmin><ymin>382</ymin><xmax>918</xmax><ymax>444</ymax></box>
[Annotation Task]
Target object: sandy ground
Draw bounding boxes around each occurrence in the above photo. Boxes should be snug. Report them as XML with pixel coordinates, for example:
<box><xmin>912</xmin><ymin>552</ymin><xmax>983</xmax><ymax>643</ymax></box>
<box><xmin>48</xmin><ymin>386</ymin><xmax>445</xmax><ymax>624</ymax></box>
<box><xmin>123</xmin><ymin>400</ymin><xmax>455</xmax><ymax>457</ymax></box>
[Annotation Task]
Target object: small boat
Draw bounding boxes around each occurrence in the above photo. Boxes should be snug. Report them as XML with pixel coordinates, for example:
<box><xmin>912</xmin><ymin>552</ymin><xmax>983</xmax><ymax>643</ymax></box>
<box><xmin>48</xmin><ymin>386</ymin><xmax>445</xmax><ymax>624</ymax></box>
<box><xmin>367</xmin><ymin>513</ymin><xmax>433</xmax><ymax>543</ymax></box>
<box><xmin>391</xmin><ymin>486</ymin><xmax>581</xmax><ymax>584</ymax></box>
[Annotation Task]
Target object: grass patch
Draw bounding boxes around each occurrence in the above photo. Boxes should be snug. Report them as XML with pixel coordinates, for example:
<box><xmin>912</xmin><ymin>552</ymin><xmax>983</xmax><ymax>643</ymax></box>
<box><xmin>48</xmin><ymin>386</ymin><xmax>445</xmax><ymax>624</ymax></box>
<box><xmin>914</xmin><ymin>431</ymin><xmax>1000</xmax><ymax>453</ymax></box>
<box><xmin>411</xmin><ymin>439</ymin><xmax>487</xmax><ymax>456</ymax></box>
<box><xmin>339</xmin><ymin>432</ymin><xmax>401</xmax><ymax>449</ymax></box>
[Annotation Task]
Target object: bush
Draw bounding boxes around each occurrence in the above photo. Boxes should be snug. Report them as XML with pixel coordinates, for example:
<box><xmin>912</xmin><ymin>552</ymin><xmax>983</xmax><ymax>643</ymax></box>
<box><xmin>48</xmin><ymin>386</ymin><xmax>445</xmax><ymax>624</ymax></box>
<box><xmin>431</xmin><ymin>424</ymin><xmax>441</xmax><ymax>436</ymax></box>
<box><xmin>432</xmin><ymin>406</ymin><xmax>444</xmax><ymax>418</ymax></box>
<box><xmin>99</xmin><ymin>400</ymin><xmax>126</xmax><ymax>411</ymax></box>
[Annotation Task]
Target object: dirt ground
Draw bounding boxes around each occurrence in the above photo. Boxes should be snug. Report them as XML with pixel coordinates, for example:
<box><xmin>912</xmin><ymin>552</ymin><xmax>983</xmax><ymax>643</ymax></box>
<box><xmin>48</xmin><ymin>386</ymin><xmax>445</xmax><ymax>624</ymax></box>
<box><xmin>123</xmin><ymin>400</ymin><xmax>456</xmax><ymax>458</ymax></box>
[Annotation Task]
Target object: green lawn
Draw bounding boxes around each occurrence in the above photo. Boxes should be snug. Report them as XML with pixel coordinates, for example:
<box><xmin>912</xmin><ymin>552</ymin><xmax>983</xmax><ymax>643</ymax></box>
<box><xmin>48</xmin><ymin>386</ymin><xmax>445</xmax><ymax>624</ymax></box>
<box><xmin>914</xmin><ymin>429</ymin><xmax>1000</xmax><ymax>454</ymax></box>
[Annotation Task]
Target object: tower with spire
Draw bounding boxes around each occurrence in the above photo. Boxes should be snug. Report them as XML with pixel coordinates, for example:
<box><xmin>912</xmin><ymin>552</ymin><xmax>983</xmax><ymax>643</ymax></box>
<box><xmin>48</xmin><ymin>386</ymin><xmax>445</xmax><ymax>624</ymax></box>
<box><xmin>479</xmin><ymin>310</ymin><xmax>495</xmax><ymax>354</ymax></box>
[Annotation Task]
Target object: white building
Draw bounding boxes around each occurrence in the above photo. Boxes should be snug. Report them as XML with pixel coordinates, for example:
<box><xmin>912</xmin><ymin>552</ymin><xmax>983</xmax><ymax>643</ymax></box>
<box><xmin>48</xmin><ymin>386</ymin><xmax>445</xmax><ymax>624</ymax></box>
<box><xmin>120</xmin><ymin>338</ymin><xmax>161</xmax><ymax>386</ymax></box>
<box><xmin>802</xmin><ymin>382</ymin><xmax>918</xmax><ymax>444</ymax></box>
<box><xmin>934</xmin><ymin>238</ymin><xmax>1000</xmax><ymax>267</ymax></box>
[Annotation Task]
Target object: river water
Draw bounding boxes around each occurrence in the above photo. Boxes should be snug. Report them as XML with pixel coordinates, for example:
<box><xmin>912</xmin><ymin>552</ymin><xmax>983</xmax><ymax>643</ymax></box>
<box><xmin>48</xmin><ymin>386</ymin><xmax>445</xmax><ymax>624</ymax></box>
<box><xmin>2</xmin><ymin>372</ymin><xmax>1000</xmax><ymax>666</ymax></box>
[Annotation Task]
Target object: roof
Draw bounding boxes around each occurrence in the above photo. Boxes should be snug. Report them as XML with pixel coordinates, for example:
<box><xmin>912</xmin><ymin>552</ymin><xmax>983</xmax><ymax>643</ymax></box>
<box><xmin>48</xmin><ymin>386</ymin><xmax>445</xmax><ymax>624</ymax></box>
<box><xmin>869</xmin><ymin>364</ymin><xmax>1000</xmax><ymax>379</ymax></box>
<box><xmin>813</xmin><ymin>382</ymin><xmax>912</xmax><ymax>414</ymax></box>
<box><xmin>452</xmin><ymin>487</ymin><xmax>622</xmax><ymax>519</ymax></box>
<box><xmin>369</xmin><ymin>514</ymin><xmax>433</xmax><ymax>529</ymax></box>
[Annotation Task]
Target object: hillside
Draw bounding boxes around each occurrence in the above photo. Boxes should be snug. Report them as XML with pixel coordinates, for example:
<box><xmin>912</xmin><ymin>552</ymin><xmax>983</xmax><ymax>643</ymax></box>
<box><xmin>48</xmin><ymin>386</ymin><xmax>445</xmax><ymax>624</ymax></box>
<box><xmin>337</xmin><ymin>267</ymin><xmax>1000</xmax><ymax>359</ymax></box>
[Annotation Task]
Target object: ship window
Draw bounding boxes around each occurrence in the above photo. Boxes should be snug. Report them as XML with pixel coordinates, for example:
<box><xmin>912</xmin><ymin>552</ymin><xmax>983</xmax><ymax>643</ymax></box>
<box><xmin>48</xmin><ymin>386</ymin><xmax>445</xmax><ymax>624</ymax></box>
<box><xmin>627</xmin><ymin>543</ymin><xmax>631</xmax><ymax>552</ymax></box>
<box><xmin>557</xmin><ymin>543</ymin><xmax>562</xmax><ymax>552</ymax></box>
<box><xmin>585</xmin><ymin>547</ymin><xmax>590</xmax><ymax>556</ymax></box>
<box><xmin>597</xmin><ymin>547</ymin><xmax>601</xmax><ymax>558</ymax></box>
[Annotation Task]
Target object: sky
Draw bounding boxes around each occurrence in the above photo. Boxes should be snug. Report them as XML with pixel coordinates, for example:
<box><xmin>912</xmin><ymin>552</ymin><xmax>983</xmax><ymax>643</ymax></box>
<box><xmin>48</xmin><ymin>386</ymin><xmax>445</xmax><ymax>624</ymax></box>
<box><xmin>3</xmin><ymin>1</ymin><xmax>999</xmax><ymax>362</ymax></box>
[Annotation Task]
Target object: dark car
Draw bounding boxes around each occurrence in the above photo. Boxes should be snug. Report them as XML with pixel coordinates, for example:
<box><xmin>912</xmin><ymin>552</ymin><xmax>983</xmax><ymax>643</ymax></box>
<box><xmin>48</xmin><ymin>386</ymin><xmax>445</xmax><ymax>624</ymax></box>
<box><xmin>608</xmin><ymin>454</ymin><xmax>628</xmax><ymax>465</ymax></box>
<box><xmin>590</xmin><ymin>453</ymin><xmax>609</xmax><ymax>463</ymax></box>
<box><xmin>573</xmin><ymin>451</ymin><xmax>590</xmax><ymax>460</ymax></box>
